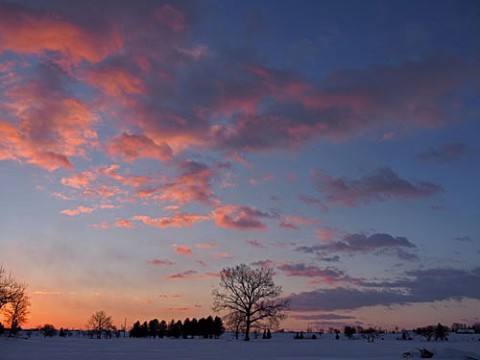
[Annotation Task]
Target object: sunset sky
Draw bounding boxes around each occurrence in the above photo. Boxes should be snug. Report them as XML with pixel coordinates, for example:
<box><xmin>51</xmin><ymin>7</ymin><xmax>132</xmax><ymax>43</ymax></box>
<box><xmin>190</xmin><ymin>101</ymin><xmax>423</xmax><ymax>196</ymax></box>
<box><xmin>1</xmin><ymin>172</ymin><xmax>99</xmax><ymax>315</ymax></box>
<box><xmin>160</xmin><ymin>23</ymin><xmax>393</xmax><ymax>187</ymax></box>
<box><xmin>0</xmin><ymin>0</ymin><xmax>479</xmax><ymax>331</ymax></box>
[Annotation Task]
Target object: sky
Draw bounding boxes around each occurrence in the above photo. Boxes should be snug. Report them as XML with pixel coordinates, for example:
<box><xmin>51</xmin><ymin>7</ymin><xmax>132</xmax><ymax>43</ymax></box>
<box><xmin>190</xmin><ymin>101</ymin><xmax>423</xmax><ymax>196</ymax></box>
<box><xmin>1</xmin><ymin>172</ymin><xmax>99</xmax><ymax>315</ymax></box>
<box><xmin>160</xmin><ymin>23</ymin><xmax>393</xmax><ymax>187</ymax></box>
<box><xmin>0</xmin><ymin>0</ymin><xmax>479</xmax><ymax>331</ymax></box>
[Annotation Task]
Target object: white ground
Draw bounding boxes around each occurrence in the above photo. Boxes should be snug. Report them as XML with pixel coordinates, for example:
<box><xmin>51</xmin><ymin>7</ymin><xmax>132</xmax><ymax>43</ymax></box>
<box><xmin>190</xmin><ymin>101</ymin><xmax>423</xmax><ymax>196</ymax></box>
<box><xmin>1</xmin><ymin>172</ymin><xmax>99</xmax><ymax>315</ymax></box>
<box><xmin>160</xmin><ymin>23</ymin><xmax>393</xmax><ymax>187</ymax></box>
<box><xmin>1</xmin><ymin>333</ymin><xmax>479</xmax><ymax>359</ymax></box>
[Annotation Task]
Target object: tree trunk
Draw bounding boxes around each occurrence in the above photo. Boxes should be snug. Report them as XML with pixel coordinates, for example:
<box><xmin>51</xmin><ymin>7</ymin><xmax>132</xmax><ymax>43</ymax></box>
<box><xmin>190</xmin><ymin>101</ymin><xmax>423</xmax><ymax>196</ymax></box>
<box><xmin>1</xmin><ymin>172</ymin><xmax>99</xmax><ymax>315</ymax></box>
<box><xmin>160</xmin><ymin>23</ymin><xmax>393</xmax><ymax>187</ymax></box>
<box><xmin>245</xmin><ymin>317</ymin><xmax>251</xmax><ymax>341</ymax></box>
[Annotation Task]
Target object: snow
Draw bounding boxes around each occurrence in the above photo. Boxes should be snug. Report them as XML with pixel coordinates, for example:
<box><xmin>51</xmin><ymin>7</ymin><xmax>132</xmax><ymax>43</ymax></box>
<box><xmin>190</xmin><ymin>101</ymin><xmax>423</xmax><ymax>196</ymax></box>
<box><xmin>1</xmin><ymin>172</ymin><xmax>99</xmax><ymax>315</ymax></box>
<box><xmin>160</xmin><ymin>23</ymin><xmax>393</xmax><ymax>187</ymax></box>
<box><xmin>1</xmin><ymin>333</ymin><xmax>479</xmax><ymax>359</ymax></box>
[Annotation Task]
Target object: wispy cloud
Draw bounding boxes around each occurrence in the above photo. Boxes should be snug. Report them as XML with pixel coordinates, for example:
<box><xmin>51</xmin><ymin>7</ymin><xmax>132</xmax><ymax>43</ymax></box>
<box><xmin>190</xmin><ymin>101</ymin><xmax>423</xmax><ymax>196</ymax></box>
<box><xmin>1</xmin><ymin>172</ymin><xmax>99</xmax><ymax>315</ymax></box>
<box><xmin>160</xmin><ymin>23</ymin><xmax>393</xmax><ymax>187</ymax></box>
<box><xmin>132</xmin><ymin>212</ymin><xmax>209</xmax><ymax>229</ymax></box>
<box><xmin>415</xmin><ymin>142</ymin><xmax>470</xmax><ymax>163</ymax></box>
<box><xmin>288</xmin><ymin>267</ymin><xmax>480</xmax><ymax>311</ymax></box>
<box><xmin>172</xmin><ymin>245</ymin><xmax>193</xmax><ymax>256</ymax></box>
<box><xmin>296</xmin><ymin>232</ymin><xmax>418</xmax><ymax>261</ymax></box>
<box><xmin>60</xmin><ymin>205</ymin><xmax>95</xmax><ymax>216</ymax></box>
<box><xmin>147</xmin><ymin>259</ymin><xmax>175</xmax><ymax>266</ymax></box>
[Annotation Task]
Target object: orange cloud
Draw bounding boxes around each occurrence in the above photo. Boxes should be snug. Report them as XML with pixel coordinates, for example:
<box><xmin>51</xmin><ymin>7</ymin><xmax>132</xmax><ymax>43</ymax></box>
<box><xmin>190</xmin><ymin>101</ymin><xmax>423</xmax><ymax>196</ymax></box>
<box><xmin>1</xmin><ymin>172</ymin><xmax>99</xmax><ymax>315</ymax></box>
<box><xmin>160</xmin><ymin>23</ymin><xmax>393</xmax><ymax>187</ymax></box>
<box><xmin>279</xmin><ymin>216</ymin><xmax>318</xmax><ymax>230</ymax></box>
<box><xmin>115</xmin><ymin>219</ymin><xmax>134</xmax><ymax>229</ymax></box>
<box><xmin>211</xmin><ymin>252</ymin><xmax>231</xmax><ymax>260</ymax></box>
<box><xmin>85</xmin><ymin>67</ymin><xmax>145</xmax><ymax>97</ymax></box>
<box><xmin>91</xmin><ymin>222</ymin><xmax>110</xmax><ymax>230</ymax></box>
<box><xmin>195</xmin><ymin>243</ymin><xmax>217</xmax><ymax>249</ymax></box>
<box><xmin>100</xmin><ymin>164</ymin><xmax>157</xmax><ymax>188</ymax></box>
<box><xmin>132</xmin><ymin>212</ymin><xmax>209</xmax><ymax>229</ymax></box>
<box><xmin>0</xmin><ymin>4</ymin><xmax>122</xmax><ymax>68</ymax></box>
<box><xmin>157</xmin><ymin>161</ymin><xmax>215</xmax><ymax>205</ymax></box>
<box><xmin>212</xmin><ymin>204</ymin><xmax>272</xmax><ymax>230</ymax></box>
<box><xmin>1</xmin><ymin>74</ymin><xmax>98</xmax><ymax>171</ymax></box>
<box><xmin>107</xmin><ymin>133</ymin><xmax>172</xmax><ymax>162</ymax></box>
<box><xmin>158</xmin><ymin>294</ymin><xmax>182</xmax><ymax>299</ymax></box>
<box><xmin>173</xmin><ymin>245</ymin><xmax>192</xmax><ymax>256</ymax></box>
<box><xmin>60</xmin><ymin>205</ymin><xmax>94</xmax><ymax>216</ymax></box>
<box><xmin>61</xmin><ymin>171</ymin><xmax>97</xmax><ymax>189</ymax></box>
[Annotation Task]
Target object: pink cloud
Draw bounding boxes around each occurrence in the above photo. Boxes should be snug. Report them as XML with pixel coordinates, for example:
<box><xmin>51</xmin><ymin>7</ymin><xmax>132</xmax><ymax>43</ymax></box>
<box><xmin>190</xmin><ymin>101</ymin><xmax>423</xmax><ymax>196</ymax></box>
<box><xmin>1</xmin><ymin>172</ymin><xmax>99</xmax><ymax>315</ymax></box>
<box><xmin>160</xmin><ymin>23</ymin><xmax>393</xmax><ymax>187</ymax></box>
<box><xmin>212</xmin><ymin>204</ymin><xmax>273</xmax><ymax>230</ymax></box>
<box><xmin>154</xmin><ymin>4</ymin><xmax>186</xmax><ymax>33</ymax></box>
<box><xmin>91</xmin><ymin>222</ymin><xmax>110</xmax><ymax>230</ymax></box>
<box><xmin>100</xmin><ymin>164</ymin><xmax>157</xmax><ymax>188</ymax></box>
<box><xmin>277</xmin><ymin>263</ymin><xmax>349</xmax><ymax>285</ymax></box>
<box><xmin>0</xmin><ymin>3</ymin><xmax>122</xmax><ymax>68</ymax></box>
<box><xmin>158</xmin><ymin>161</ymin><xmax>215</xmax><ymax>205</ymax></box>
<box><xmin>173</xmin><ymin>245</ymin><xmax>193</xmax><ymax>256</ymax></box>
<box><xmin>107</xmin><ymin>132</ymin><xmax>173</xmax><ymax>162</ymax></box>
<box><xmin>115</xmin><ymin>219</ymin><xmax>134</xmax><ymax>229</ymax></box>
<box><xmin>61</xmin><ymin>171</ymin><xmax>97</xmax><ymax>189</ymax></box>
<box><xmin>165</xmin><ymin>270</ymin><xmax>196</xmax><ymax>280</ymax></box>
<box><xmin>165</xmin><ymin>270</ymin><xmax>219</xmax><ymax>280</ymax></box>
<box><xmin>195</xmin><ymin>272</ymin><xmax>220</xmax><ymax>279</ymax></box>
<box><xmin>60</xmin><ymin>205</ymin><xmax>94</xmax><ymax>216</ymax></box>
<box><xmin>211</xmin><ymin>252</ymin><xmax>232</xmax><ymax>260</ymax></box>
<box><xmin>195</xmin><ymin>244</ymin><xmax>218</xmax><ymax>249</ymax></box>
<box><xmin>279</xmin><ymin>216</ymin><xmax>318</xmax><ymax>230</ymax></box>
<box><xmin>132</xmin><ymin>212</ymin><xmax>209</xmax><ymax>229</ymax></box>
<box><xmin>0</xmin><ymin>65</ymin><xmax>98</xmax><ymax>171</ymax></box>
<box><xmin>85</xmin><ymin>67</ymin><xmax>145</xmax><ymax>98</ymax></box>
<box><xmin>158</xmin><ymin>294</ymin><xmax>181</xmax><ymax>299</ymax></box>
<box><xmin>147</xmin><ymin>259</ymin><xmax>175</xmax><ymax>266</ymax></box>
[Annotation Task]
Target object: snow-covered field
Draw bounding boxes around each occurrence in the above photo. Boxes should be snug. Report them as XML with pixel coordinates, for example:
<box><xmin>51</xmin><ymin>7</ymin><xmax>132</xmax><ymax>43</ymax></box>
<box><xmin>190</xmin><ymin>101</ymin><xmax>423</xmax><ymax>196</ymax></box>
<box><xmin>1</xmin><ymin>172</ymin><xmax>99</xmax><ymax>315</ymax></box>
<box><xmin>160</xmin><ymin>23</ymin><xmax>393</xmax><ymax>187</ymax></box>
<box><xmin>1</xmin><ymin>333</ymin><xmax>479</xmax><ymax>359</ymax></box>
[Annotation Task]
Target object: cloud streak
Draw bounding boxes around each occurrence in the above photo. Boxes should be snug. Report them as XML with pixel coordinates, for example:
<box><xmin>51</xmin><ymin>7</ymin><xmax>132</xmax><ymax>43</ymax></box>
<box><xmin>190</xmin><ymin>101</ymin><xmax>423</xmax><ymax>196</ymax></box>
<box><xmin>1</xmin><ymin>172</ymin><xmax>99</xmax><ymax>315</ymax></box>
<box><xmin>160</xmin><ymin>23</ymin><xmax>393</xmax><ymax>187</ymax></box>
<box><xmin>288</xmin><ymin>267</ymin><xmax>480</xmax><ymax>312</ymax></box>
<box><xmin>312</xmin><ymin>167</ymin><xmax>442</xmax><ymax>207</ymax></box>
<box><xmin>296</xmin><ymin>232</ymin><xmax>418</xmax><ymax>261</ymax></box>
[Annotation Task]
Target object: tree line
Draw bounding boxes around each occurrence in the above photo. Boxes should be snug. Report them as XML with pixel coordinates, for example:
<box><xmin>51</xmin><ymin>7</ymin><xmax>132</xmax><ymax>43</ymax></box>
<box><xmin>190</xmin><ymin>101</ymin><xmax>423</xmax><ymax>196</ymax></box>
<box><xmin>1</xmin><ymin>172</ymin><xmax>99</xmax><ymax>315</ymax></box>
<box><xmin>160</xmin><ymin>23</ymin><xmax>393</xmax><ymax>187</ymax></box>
<box><xmin>130</xmin><ymin>316</ymin><xmax>224</xmax><ymax>339</ymax></box>
<box><xmin>1</xmin><ymin>263</ymin><xmax>289</xmax><ymax>342</ymax></box>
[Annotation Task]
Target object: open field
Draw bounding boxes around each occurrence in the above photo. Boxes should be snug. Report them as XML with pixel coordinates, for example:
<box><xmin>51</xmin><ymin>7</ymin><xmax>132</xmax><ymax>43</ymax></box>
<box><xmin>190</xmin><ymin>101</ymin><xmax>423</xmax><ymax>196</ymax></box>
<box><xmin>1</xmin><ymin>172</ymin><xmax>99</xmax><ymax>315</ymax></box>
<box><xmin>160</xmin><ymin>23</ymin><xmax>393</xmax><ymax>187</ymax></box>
<box><xmin>2</xmin><ymin>333</ymin><xmax>479</xmax><ymax>359</ymax></box>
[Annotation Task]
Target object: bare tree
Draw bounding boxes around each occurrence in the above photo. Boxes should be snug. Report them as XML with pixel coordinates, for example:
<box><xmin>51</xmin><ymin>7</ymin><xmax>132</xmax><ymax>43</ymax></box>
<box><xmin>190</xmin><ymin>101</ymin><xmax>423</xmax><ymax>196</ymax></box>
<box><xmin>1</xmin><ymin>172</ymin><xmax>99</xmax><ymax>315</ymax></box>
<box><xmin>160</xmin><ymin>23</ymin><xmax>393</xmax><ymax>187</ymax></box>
<box><xmin>87</xmin><ymin>310</ymin><xmax>114</xmax><ymax>339</ymax></box>
<box><xmin>213</xmin><ymin>264</ymin><xmax>288</xmax><ymax>341</ymax></box>
<box><xmin>0</xmin><ymin>266</ymin><xmax>17</xmax><ymax>311</ymax></box>
<box><xmin>225</xmin><ymin>310</ymin><xmax>245</xmax><ymax>340</ymax></box>
<box><xmin>4</xmin><ymin>282</ymin><xmax>30</xmax><ymax>336</ymax></box>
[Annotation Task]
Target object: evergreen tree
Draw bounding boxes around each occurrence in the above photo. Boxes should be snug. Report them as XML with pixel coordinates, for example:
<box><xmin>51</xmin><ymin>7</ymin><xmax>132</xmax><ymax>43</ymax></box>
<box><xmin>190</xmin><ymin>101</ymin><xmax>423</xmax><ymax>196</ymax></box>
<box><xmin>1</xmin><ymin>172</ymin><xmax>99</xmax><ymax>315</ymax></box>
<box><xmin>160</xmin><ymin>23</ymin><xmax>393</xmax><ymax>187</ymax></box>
<box><xmin>213</xmin><ymin>316</ymin><xmax>225</xmax><ymax>339</ymax></box>
<box><xmin>148</xmin><ymin>319</ymin><xmax>159</xmax><ymax>338</ymax></box>
<box><xmin>190</xmin><ymin>318</ymin><xmax>198</xmax><ymax>338</ymax></box>
<box><xmin>198</xmin><ymin>318</ymin><xmax>207</xmax><ymax>338</ymax></box>
<box><xmin>206</xmin><ymin>316</ymin><xmax>215</xmax><ymax>338</ymax></box>
<box><xmin>159</xmin><ymin>320</ymin><xmax>167</xmax><ymax>338</ymax></box>
<box><xmin>183</xmin><ymin>318</ymin><xmax>191</xmax><ymax>339</ymax></box>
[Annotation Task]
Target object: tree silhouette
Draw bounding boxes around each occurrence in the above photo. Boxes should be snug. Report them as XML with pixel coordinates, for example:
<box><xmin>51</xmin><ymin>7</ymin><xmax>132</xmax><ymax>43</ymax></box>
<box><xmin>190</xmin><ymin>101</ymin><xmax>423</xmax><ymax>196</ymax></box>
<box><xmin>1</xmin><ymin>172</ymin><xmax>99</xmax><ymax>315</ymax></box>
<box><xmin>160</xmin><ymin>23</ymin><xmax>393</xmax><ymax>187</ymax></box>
<box><xmin>344</xmin><ymin>326</ymin><xmax>356</xmax><ymax>339</ymax></box>
<box><xmin>3</xmin><ymin>281</ymin><xmax>30</xmax><ymax>336</ymax></box>
<box><xmin>40</xmin><ymin>324</ymin><xmax>57</xmax><ymax>337</ymax></box>
<box><xmin>213</xmin><ymin>264</ymin><xmax>288</xmax><ymax>341</ymax></box>
<box><xmin>183</xmin><ymin>318</ymin><xmax>191</xmax><ymax>339</ymax></box>
<box><xmin>87</xmin><ymin>310</ymin><xmax>114</xmax><ymax>339</ymax></box>
<box><xmin>148</xmin><ymin>319</ymin><xmax>159</xmax><ymax>338</ymax></box>
<box><xmin>1</xmin><ymin>266</ymin><xmax>30</xmax><ymax>329</ymax></box>
<box><xmin>213</xmin><ymin>316</ymin><xmax>225</xmax><ymax>339</ymax></box>
<box><xmin>190</xmin><ymin>318</ymin><xmax>198</xmax><ymax>337</ymax></box>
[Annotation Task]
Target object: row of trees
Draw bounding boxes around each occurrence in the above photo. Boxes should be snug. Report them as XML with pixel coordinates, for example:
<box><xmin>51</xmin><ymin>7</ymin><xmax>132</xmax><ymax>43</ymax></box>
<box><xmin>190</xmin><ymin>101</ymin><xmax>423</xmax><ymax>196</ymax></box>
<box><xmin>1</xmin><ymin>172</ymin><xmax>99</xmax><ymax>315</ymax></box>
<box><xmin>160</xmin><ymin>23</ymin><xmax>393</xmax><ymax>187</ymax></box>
<box><xmin>130</xmin><ymin>316</ymin><xmax>224</xmax><ymax>339</ymax></box>
<box><xmin>1</xmin><ymin>263</ymin><xmax>289</xmax><ymax>342</ymax></box>
<box><xmin>0</xmin><ymin>266</ymin><xmax>30</xmax><ymax>336</ymax></box>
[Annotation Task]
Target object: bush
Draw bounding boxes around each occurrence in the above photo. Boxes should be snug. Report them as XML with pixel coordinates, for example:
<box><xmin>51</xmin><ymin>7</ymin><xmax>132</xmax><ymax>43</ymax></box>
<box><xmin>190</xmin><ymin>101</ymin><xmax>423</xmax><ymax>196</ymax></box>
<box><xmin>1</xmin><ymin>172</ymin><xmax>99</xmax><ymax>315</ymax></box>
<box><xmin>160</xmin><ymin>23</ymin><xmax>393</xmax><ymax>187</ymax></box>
<box><xmin>40</xmin><ymin>324</ymin><xmax>57</xmax><ymax>337</ymax></box>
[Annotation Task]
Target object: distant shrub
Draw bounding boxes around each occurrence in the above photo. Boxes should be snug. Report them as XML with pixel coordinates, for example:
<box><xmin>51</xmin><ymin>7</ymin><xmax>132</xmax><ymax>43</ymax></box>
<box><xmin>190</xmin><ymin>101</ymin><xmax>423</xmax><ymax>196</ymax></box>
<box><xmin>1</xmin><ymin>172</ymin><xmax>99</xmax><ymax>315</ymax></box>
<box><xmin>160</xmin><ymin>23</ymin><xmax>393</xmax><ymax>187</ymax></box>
<box><xmin>344</xmin><ymin>326</ymin><xmax>356</xmax><ymax>339</ymax></box>
<box><xmin>40</xmin><ymin>324</ymin><xmax>57</xmax><ymax>337</ymax></box>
